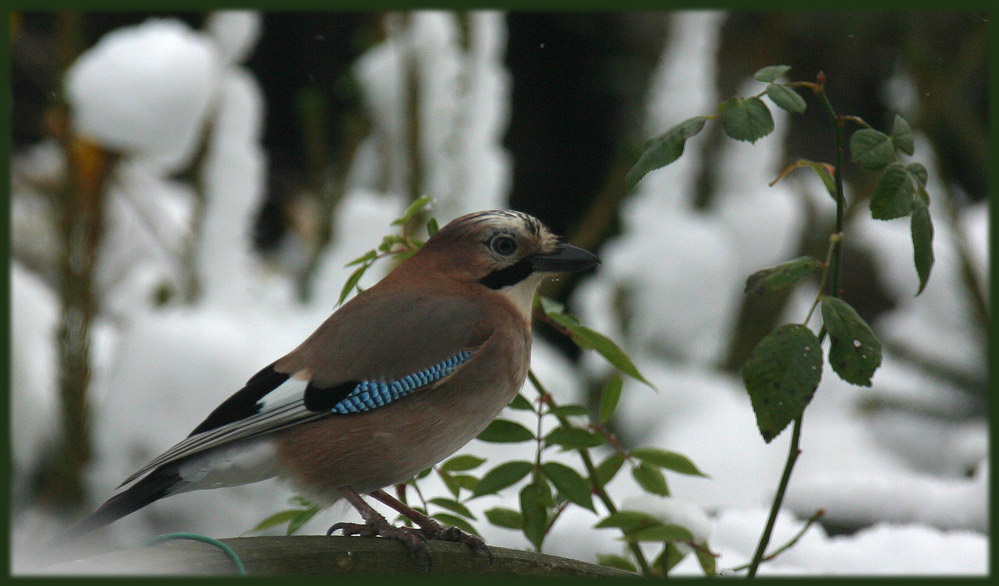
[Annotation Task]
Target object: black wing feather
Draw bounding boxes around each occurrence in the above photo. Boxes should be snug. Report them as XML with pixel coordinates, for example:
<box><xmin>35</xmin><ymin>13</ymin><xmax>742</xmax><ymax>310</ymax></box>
<box><xmin>303</xmin><ymin>380</ymin><xmax>359</xmax><ymax>412</ymax></box>
<box><xmin>189</xmin><ymin>362</ymin><xmax>290</xmax><ymax>435</ymax></box>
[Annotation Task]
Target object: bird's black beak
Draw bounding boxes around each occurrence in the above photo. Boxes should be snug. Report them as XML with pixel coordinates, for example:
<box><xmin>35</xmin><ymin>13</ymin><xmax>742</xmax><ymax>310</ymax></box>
<box><xmin>530</xmin><ymin>243</ymin><xmax>600</xmax><ymax>273</ymax></box>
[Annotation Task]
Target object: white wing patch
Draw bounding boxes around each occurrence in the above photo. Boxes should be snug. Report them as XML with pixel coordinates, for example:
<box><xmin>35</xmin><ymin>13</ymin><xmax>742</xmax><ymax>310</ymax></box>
<box><xmin>174</xmin><ymin>437</ymin><xmax>281</xmax><ymax>493</ymax></box>
<box><xmin>115</xmin><ymin>377</ymin><xmax>323</xmax><ymax>493</ymax></box>
<box><xmin>255</xmin><ymin>375</ymin><xmax>309</xmax><ymax>413</ymax></box>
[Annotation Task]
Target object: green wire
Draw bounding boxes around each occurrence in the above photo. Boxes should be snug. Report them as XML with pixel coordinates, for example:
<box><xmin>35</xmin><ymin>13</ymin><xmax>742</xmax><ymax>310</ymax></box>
<box><xmin>144</xmin><ymin>532</ymin><xmax>246</xmax><ymax>576</ymax></box>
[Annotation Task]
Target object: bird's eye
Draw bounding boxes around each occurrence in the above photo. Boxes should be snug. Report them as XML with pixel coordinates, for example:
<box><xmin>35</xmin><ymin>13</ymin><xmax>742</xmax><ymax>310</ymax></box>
<box><xmin>490</xmin><ymin>235</ymin><xmax>517</xmax><ymax>256</ymax></box>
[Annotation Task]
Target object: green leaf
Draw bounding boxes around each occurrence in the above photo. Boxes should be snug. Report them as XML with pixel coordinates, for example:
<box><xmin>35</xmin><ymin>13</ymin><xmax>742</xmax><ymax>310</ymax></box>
<box><xmin>251</xmin><ymin>498</ymin><xmax>322</xmax><ymax>536</ymax></box>
<box><xmin>548</xmin><ymin>404</ymin><xmax>590</xmax><ymax>418</ymax></box>
<box><xmin>811</xmin><ymin>165</ymin><xmax>838</xmax><ymax>201</ymax></box>
<box><xmin>425</xmin><ymin>217</ymin><xmax>439</xmax><ymax>237</ymax></box>
<box><xmin>598</xmin><ymin>375</ymin><xmax>623</xmax><ymax>424</ymax></box>
<box><xmin>744</xmin><ymin>256</ymin><xmax>822</xmax><ymax>295</ymax></box>
<box><xmin>766</xmin><ymin>83</ymin><xmax>806</xmax><ymax>114</ymax></box>
<box><xmin>695</xmin><ymin>543</ymin><xmax>718</xmax><ymax>576</ymax></box>
<box><xmin>344</xmin><ymin>248</ymin><xmax>377</xmax><ymax>267</ymax></box>
<box><xmin>545</xmin><ymin>426</ymin><xmax>606</xmax><ymax>449</ymax></box>
<box><xmin>392</xmin><ymin>195</ymin><xmax>434</xmax><ymax>226</ymax></box>
<box><xmin>288</xmin><ymin>495</ymin><xmax>318</xmax><ymax>508</ymax></box>
<box><xmin>285</xmin><ymin>506</ymin><xmax>321</xmax><ymax>535</ymax></box>
<box><xmin>632</xmin><ymin>463</ymin><xmax>670</xmax><ymax>496</ymax></box>
<box><xmin>655</xmin><ymin>542</ymin><xmax>687</xmax><ymax>573</ymax></box>
<box><xmin>337</xmin><ymin>263</ymin><xmax>369</xmax><ymax>305</ymax></box>
<box><xmin>542</xmin><ymin>462</ymin><xmax>595</xmax><ymax>511</ymax></box>
<box><xmin>437</xmin><ymin>469</ymin><xmax>462</xmax><ymax>498</ymax></box>
<box><xmin>911</xmin><ymin>197</ymin><xmax>934</xmax><ymax>296</ymax></box>
<box><xmin>431</xmin><ymin>512</ymin><xmax>480</xmax><ymax>537</ymax></box>
<box><xmin>719</xmin><ymin>96</ymin><xmax>774</xmax><ymax>143</ymax></box>
<box><xmin>771</xmin><ymin>159</ymin><xmax>837</xmax><ymax>201</ymax></box>
<box><xmin>627</xmin><ymin>524</ymin><xmax>694</xmax><ymax>543</ymax></box>
<box><xmin>630</xmin><ymin>447</ymin><xmax>708</xmax><ymax>477</ymax></box>
<box><xmin>508</xmin><ymin>392</ymin><xmax>535</xmax><ymax>411</ymax></box>
<box><xmin>389</xmin><ymin>247</ymin><xmax>419</xmax><ymax>262</ymax></box>
<box><xmin>595</xmin><ymin>510</ymin><xmax>663</xmax><ymax>532</ymax></box>
<box><xmin>428</xmin><ymin>497</ymin><xmax>476</xmax><ymax>520</ymax></box>
<box><xmin>743</xmin><ymin>324</ymin><xmax>823</xmax><ymax>442</ymax></box>
<box><xmin>546</xmin><ymin>311</ymin><xmax>653</xmax><ymax>389</ymax></box>
<box><xmin>907</xmin><ymin>162</ymin><xmax>928</xmax><ymax>187</ymax></box>
<box><xmin>850</xmin><ymin>128</ymin><xmax>895</xmax><ymax>171</ymax></box>
<box><xmin>573</xmin><ymin>323</ymin><xmax>654</xmax><ymax>388</ymax></box>
<box><xmin>821</xmin><ymin>296</ymin><xmax>883</xmax><ymax>386</ymax></box>
<box><xmin>891</xmin><ymin>114</ymin><xmax>915</xmax><ymax>156</ymax></box>
<box><xmin>477</xmin><ymin>418</ymin><xmax>535</xmax><ymax>443</ymax></box>
<box><xmin>440</xmin><ymin>454</ymin><xmax>486</xmax><ymax>473</ymax></box>
<box><xmin>520</xmin><ymin>481</ymin><xmax>551</xmax><ymax>550</ymax></box>
<box><xmin>870</xmin><ymin>163</ymin><xmax>915</xmax><ymax>220</ymax></box>
<box><xmin>595</xmin><ymin>451</ymin><xmax>626</xmax><ymax>486</ymax></box>
<box><xmin>450</xmin><ymin>474</ymin><xmax>480</xmax><ymax>493</ymax></box>
<box><xmin>251</xmin><ymin>509</ymin><xmax>309</xmax><ymax>533</ymax></box>
<box><xmin>625</xmin><ymin>116</ymin><xmax>707</xmax><ymax>190</ymax></box>
<box><xmin>472</xmin><ymin>461</ymin><xmax>534</xmax><ymax>497</ymax></box>
<box><xmin>753</xmin><ymin>64</ymin><xmax>792</xmax><ymax>83</ymax></box>
<box><xmin>484</xmin><ymin>507</ymin><xmax>523</xmax><ymax>529</ymax></box>
<box><xmin>596</xmin><ymin>553</ymin><xmax>638</xmax><ymax>573</ymax></box>
<box><xmin>377</xmin><ymin>233</ymin><xmax>405</xmax><ymax>253</ymax></box>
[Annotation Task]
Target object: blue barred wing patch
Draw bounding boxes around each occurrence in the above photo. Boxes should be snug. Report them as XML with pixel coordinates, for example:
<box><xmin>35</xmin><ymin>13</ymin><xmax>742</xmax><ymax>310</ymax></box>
<box><xmin>330</xmin><ymin>350</ymin><xmax>474</xmax><ymax>414</ymax></box>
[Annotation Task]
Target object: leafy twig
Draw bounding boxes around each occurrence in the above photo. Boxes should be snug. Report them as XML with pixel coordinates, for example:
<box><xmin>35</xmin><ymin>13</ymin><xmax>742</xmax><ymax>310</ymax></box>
<box><xmin>527</xmin><ymin>371</ymin><xmax>653</xmax><ymax>576</ymax></box>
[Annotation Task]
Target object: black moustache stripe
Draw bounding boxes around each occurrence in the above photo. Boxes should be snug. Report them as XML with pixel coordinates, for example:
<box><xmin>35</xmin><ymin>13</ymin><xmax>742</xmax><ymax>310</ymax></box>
<box><xmin>479</xmin><ymin>258</ymin><xmax>534</xmax><ymax>290</ymax></box>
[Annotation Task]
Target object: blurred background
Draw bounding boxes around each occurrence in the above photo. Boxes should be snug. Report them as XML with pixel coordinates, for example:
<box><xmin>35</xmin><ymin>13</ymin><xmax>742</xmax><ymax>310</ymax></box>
<box><xmin>9</xmin><ymin>10</ymin><xmax>989</xmax><ymax>574</ymax></box>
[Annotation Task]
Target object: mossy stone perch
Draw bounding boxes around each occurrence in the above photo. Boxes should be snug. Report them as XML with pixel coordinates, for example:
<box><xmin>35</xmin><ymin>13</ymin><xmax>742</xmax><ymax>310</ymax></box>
<box><xmin>45</xmin><ymin>536</ymin><xmax>637</xmax><ymax>576</ymax></box>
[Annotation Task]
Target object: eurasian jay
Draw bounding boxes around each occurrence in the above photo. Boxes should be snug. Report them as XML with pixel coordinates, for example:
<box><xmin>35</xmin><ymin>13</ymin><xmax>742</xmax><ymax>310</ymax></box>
<box><xmin>59</xmin><ymin>210</ymin><xmax>599</xmax><ymax>557</ymax></box>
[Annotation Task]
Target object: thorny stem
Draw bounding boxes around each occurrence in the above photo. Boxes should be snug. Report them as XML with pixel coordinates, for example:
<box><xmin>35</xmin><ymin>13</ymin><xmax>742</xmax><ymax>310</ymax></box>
<box><xmin>527</xmin><ymin>370</ymin><xmax>653</xmax><ymax>577</ymax></box>
<box><xmin>747</xmin><ymin>76</ymin><xmax>847</xmax><ymax>578</ymax></box>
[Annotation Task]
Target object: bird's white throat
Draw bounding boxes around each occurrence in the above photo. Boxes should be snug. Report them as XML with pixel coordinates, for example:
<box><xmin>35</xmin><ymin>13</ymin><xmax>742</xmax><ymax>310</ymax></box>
<box><xmin>498</xmin><ymin>273</ymin><xmax>545</xmax><ymax>322</ymax></box>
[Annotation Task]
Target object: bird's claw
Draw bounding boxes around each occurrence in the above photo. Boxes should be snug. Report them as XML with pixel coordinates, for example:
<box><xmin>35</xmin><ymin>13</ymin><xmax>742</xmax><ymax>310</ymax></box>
<box><xmin>419</xmin><ymin>525</ymin><xmax>493</xmax><ymax>563</ymax></box>
<box><xmin>327</xmin><ymin>521</ymin><xmax>378</xmax><ymax>538</ymax></box>
<box><xmin>327</xmin><ymin>518</ymin><xmax>493</xmax><ymax>567</ymax></box>
<box><xmin>328</xmin><ymin>520</ymin><xmax>433</xmax><ymax>568</ymax></box>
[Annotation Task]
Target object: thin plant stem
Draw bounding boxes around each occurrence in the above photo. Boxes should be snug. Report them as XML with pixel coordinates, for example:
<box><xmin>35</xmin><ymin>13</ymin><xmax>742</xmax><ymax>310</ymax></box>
<box><xmin>526</xmin><ymin>370</ymin><xmax>653</xmax><ymax>576</ymax></box>
<box><xmin>746</xmin><ymin>415</ymin><xmax>803</xmax><ymax>577</ymax></box>
<box><xmin>747</xmin><ymin>77</ymin><xmax>847</xmax><ymax>577</ymax></box>
<box><xmin>803</xmin><ymin>232</ymin><xmax>842</xmax><ymax>325</ymax></box>
<box><xmin>731</xmin><ymin>509</ymin><xmax>824</xmax><ymax>573</ymax></box>
<box><xmin>817</xmin><ymin>78</ymin><xmax>848</xmax><ymax>296</ymax></box>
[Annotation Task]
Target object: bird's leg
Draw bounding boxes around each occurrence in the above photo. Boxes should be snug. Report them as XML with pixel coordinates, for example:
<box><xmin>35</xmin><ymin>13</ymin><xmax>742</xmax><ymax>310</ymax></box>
<box><xmin>370</xmin><ymin>488</ymin><xmax>492</xmax><ymax>562</ymax></box>
<box><xmin>329</xmin><ymin>486</ymin><xmax>432</xmax><ymax>566</ymax></box>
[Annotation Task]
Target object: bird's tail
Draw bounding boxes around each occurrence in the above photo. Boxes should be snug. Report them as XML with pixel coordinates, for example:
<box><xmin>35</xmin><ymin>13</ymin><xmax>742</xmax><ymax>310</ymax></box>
<box><xmin>54</xmin><ymin>467</ymin><xmax>182</xmax><ymax>545</ymax></box>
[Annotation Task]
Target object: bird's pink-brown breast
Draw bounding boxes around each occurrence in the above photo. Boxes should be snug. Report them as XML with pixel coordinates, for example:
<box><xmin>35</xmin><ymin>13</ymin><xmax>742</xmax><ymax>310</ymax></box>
<box><xmin>272</xmin><ymin>276</ymin><xmax>533</xmax><ymax>498</ymax></box>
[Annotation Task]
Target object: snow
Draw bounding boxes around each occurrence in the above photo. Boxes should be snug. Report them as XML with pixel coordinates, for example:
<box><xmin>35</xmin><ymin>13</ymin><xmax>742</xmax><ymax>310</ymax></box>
<box><xmin>204</xmin><ymin>11</ymin><xmax>261</xmax><ymax>66</ymax></box>
<box><xmin>195</xmin><ymin>67</ymin><xmax>267</xmax><ymax>306</ymax></box>
<box><xmin>94</xmin><ymin>164</ymin><xmax>196</xmax><ymax>315</ymax></box>
<box><xmin>708</xmin><ymin>508</ymin><xmax>988</xmax><ymax>575</ymax></box>
<box><xmin>65</xmin><ymin>18</ymin><xmax>220</xmax><ymax>171</ymax></box>
<box><xmin>350</xmin><ymin>12</ymin><xmax>508</xmax><ymax>218</ymax></box>
<box><xmin>622</xmin><ymin>494</ymin><xmax>713</xmax><ymax>546</ymax></box>
<box><xmin>10</xmin><ymin>263</ymin><xmax>59</xmax><ymax>472</ymax></box>
<box><xmin>10</xmin><ymin>10</ymin><xmax>988</xmax><ymax>576</ymax></box>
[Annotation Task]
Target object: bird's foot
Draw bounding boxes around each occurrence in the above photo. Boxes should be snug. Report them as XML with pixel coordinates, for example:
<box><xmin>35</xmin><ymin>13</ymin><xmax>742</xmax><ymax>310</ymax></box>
<box><xmin>368</xmin><ymin>488</ymin><xmax>493</xmax><ymax>562</ymax></box>
<box><xmin>328</xmin><ymin>519</ymin><xmax>432</xmax><ymax>567</ymax></box>
<box><xmin>416</xmin><ymin>523</ymin><xmax>492</xmax><ymax>562</ymax></box>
